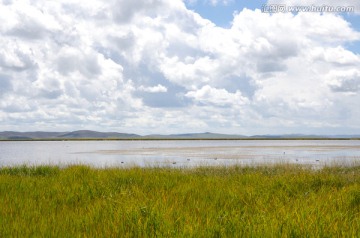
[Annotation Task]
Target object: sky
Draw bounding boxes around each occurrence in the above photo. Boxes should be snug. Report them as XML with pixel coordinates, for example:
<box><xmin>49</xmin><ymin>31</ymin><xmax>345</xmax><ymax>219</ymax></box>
<box><xmin>1</xmin><ymin>0</ymin><xmax>360</xmax><ymax>135</ymax></box>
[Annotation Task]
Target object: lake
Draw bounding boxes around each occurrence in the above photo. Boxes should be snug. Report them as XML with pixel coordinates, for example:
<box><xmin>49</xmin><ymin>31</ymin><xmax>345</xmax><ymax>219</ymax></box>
<box><xmin>0</xmin><ymin>140</ymin><xmax>360</xmax><ymax>168</ymax></box>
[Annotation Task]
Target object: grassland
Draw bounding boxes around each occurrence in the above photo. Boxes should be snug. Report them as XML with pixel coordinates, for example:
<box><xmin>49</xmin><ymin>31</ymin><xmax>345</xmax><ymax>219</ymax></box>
<box><xmin>0</xmin><ymin>164</ymin><xmax>359</xmax><ymax>237</ymax></box>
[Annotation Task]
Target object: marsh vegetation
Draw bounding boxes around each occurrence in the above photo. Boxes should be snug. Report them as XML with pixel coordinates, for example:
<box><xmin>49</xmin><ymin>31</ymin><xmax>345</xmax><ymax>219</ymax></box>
<box><xmin>0</xmin><ymin>164</ymin><xmax>359</xmax><ymax>237</ymax></box>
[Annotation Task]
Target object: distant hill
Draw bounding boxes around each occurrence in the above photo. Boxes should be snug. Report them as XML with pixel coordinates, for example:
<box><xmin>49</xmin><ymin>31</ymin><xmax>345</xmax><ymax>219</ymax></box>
<box><xmin>58</xmin><ymin>130</ymin><xmax>140</xmax><ymax>139</ymax></box>
<box><xmin>329</xmin><ymin>135</ymin><xmax>360</xmax><ymax>139</ymax></box>
<box><xmin>250</xmin><ymin>134</ymin><xmax>327</xmax><ymax>139</ymax></box>
<box><xmin>0</xmin><ymin>131</ymin><xmax>64</xmax><ymax>139</ymax></box>
<box><xmin>250</xmin><ymin>134</ymin><xmax>360</xmax><ymax>139</ymax></box>
<box><xmin>0</xmin><ymin>131</ymin><xmax>359</xmax><ymax>140</ymax></box>
<box><xmin>0</xmin><ymin>130</ymin><xmax>140</xmax><ymax>140</ymax></box>
<box><xmin>144</xmin><ymin>132</ymin><xmax>247</xmax><ymax>139</ymax></box>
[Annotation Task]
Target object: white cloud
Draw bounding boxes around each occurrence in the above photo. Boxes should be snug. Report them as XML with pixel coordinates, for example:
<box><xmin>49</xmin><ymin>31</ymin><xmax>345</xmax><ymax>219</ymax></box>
<box><xmin>0</xmin><ymin>0</ymin><xmax>359</xmax><ymax>134</ymax></box>
<box><xmin>310</xmin><ymin>46</ymin><xmax>360</xmax><ymax>65</ymax></box>
<box><xmin>138</xmin><ymin>84</ymin><xmax>168</xmax><ymax>93</ymax></box>
<box><xmin>185</xmin><ymin>85</ymin><xmax>249</xmax><ymax>107</ymax></box>
<box><xmin>326</xmin><ymin>69</ymin><xmax>360</xmax><ymax>93</ymax></box>
<box><xmin>185</xmin><ymin>0</ymin><xmax>234</xmax><ymax>7</ymax></box>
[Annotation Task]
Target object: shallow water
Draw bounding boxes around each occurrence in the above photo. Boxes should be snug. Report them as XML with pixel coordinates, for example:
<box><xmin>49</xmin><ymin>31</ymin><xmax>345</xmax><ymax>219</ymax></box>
<box><xmin>0</xmin><ymin>140</ymin><xmax>359</xmax><ymax>168</ymax></box>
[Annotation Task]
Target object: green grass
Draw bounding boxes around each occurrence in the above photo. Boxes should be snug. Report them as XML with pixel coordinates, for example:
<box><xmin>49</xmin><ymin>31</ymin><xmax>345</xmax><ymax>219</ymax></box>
<box><xmin>0</xmin><ymin>164</ymin><xmax>359</xmax><ymax>237</ymax></box>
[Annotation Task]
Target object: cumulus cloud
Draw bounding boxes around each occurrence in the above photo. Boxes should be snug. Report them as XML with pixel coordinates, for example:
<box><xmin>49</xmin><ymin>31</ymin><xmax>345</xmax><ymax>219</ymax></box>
<box><xmin>138</xmin><ymin>84</ymin><xmax>168</xmax><ymax>93</ymax></box>
<box><xmin>310</xmin><ymin>46</ymin><xmax>360</xmax><ymax>65</ymax></box>
<box><xmin>0</xmin><ymin>0</ymin><xmax>359</xmax><ymax>134</ymax></box>
<box><xmin>185</xmin><ymin>0</ymin><xmax>234</xmax><ymax>7</ymax></box>
<box><xmin>185</xmin><ymin>85</ymin><xmax>249</xmax><ymax>107</ymax></box>
<box><xmin>326</xmin><ymin>69</ymin><xmax>360</xmax><ymax>93</ymax></box>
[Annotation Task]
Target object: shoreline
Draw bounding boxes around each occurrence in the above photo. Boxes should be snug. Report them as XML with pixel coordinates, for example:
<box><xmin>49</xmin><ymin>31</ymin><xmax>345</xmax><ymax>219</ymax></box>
<box><xmin>1</xmin><ymin>137</ymin><xmax>360</xmax><ymax>141</ymax></box>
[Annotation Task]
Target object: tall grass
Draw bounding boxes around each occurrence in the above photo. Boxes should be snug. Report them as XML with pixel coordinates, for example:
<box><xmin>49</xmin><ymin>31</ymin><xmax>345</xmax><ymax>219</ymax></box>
<box><xmin>0</xmin><ymin>164</ymin><xmax>359</xmax><ymax>237</ymax></box>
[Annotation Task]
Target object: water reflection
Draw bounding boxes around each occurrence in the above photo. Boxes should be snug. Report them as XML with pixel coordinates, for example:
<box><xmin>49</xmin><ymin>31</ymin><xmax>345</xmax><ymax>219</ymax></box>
<box><xmin>0</xmin><ymin>140</ymin><xmax>359</xmax><ymax>168</ymax></box>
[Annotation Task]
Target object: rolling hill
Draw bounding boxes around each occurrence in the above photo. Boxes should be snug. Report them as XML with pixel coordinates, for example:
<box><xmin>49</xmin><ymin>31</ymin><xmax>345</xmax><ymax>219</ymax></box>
<box><xmin>0</xmin><ymin>131</ymin><xmax>359</xmax><ymax>140</ymax></box>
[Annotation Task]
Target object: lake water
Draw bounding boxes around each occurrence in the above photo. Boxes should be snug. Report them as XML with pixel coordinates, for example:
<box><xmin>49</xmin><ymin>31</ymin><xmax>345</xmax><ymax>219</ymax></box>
<box><xmin>0</xmin><ymin>140</ymin><xmax>360</xmax><ymax>168</ymax></box>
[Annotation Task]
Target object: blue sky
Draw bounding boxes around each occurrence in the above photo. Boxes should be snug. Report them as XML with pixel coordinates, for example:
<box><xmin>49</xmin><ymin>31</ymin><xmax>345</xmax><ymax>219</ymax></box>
<box><xmin>343</xmin><ymin>14</ymin><xmax>360</xmax><ymax>53</ymax></box>
<box><xmin>187</xmin><ymin>0</ymin><xmax>360</xmax><ymax>53</ymax></box>
<box><xmin>0</xmin><ymin>0</ymin><xmax>360</xmax><ymax>135</ymax></box>
<box><xmin>185</xmin><ymin>0</ymin><xmax>268</xmax><ymax>27</ymax></box>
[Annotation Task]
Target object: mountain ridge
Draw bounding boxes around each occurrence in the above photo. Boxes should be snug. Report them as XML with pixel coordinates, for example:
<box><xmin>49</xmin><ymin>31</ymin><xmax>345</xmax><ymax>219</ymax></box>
<box><xmin>0</xmin><ymin>130</ymin><xmax>359</xmax><ymax>140</ymax></box>
<box><xmin>0</xmin><ymin>130</ymin><xmax>140</xmax><ymax>140</ymax></box>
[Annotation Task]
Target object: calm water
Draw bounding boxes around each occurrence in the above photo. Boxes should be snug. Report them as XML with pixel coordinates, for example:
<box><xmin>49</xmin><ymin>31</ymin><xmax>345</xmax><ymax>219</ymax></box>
<box><xmin>0</xmin><ymin>140</ymin><xmax>359</xmax><ymax>168</ymax></box>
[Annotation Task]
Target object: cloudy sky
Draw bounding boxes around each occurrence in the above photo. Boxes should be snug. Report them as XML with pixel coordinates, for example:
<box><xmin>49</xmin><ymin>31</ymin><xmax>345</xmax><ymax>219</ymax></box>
<box><xmin>1</xmin><ymin>0</ymin><xmax>360</xmax><ymax>135</ymax></box>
